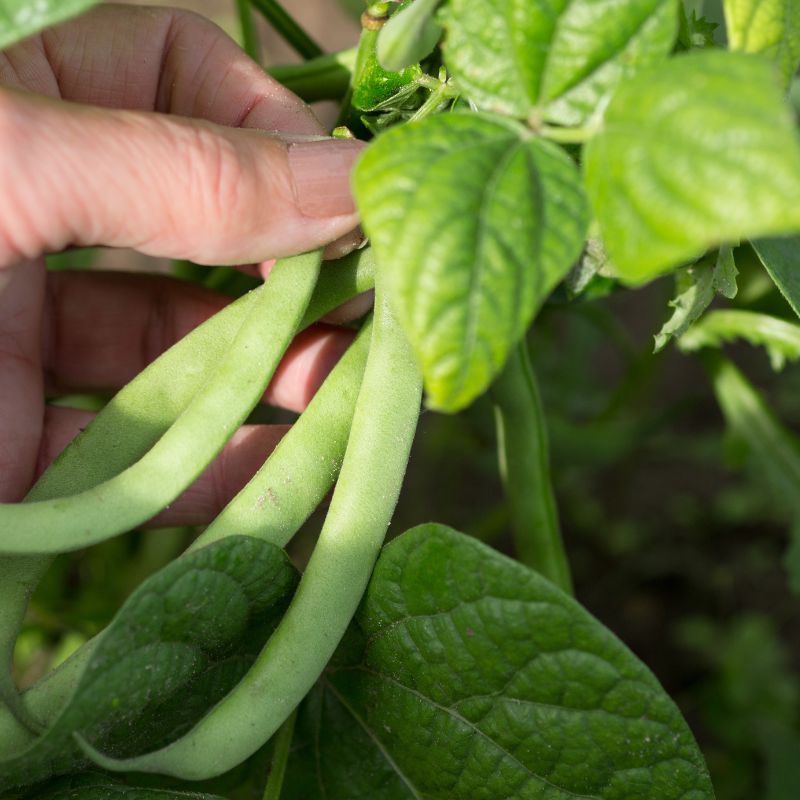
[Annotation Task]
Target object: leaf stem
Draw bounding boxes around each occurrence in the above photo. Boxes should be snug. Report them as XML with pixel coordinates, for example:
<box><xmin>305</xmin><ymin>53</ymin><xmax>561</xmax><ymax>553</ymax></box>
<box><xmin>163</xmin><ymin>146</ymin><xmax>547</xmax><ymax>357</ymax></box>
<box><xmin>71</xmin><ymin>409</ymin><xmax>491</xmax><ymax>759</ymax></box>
<box><xmin>537</xmin><ymin>124</ymin><xmax>597</xmax><ymax>145</ymax></box>
<box><xmin>492</xmin><ymin>342</ymin><xmax>573</xmax><ymax>594</ymax></box>
<box><xmin>269</xmin><ymin>48</ymin><xmax>357</xmax><ymax>102</ymax></box>
<box><xmin>236</xmin><ymin>0</ymin><xmax>262</xmax><ymax>63</ymax></box>
<box><xmin>262</xmin><ymin>709</ymin><xmax>296</xmax><ymax>800</ymax></box>
<box><xmin>250</xmin><ymin>0</ymin><xmax>323</xmax><ymax>60</ymax></box>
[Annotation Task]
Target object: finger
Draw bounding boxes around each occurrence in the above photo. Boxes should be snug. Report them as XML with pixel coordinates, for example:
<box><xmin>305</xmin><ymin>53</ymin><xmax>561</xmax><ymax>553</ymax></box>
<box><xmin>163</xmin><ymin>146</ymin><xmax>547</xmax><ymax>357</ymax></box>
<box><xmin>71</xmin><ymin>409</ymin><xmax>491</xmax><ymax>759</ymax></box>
<box><xmin>0</xmin><ymin>88</ymin><xmax>365</xmax><ymax>267</ymax></box>
<box><xmin>2</xmin><ymin>4</ymin><xmax>322</xmax><ymax>134</ymax></box>
<box><xmin>38</xmin><ymin>406</ymin><xmax>290</xmax><ymax>527</ymax></box>
<box><xmin>44</xmin><ymin>270</ymin><xmax>354</xmax><ymax>413</ymax></box>
<box><xmin>0</xmin><ymin>258</ymin><xmax>45</xmax><ymax>501</ymax></box>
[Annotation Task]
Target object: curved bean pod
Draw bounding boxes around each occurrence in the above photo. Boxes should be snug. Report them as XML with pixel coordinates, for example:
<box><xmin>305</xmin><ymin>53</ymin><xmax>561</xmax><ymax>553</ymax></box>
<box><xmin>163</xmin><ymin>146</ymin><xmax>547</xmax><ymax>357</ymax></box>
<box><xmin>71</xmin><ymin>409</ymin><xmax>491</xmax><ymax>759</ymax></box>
<box><xmin>190</xmin><ymin>315</ymin><xmax>373</xmax><ymax>551</ymax></box>
<box><xmin>0</xmin><ymin>250</ymin><xmax>376</xmax><ymax>746</ymax></box>
<box><xmin>0</xmin><ymin>252</ymin><xmax>320</xmax><ymax>555</ymax></box>
<box><xmin>82</xmin><ymin>286</ymin><xmax>423</xmax><ymax>779</ymax></box>
<box><xmin>0</xmin><ymin>316</ymin><xmax>373</xmax><ymax>752</ymax></box>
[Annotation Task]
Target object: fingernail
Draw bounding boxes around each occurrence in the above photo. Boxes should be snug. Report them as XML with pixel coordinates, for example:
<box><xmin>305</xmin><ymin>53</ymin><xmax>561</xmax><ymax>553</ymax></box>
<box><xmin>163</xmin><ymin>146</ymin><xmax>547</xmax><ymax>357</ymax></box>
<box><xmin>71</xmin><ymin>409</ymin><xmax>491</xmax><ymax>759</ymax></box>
<box><xmin>288</xmin><ymin>138</ymin><xmax>366</xmax><ymax>218</ymax></box>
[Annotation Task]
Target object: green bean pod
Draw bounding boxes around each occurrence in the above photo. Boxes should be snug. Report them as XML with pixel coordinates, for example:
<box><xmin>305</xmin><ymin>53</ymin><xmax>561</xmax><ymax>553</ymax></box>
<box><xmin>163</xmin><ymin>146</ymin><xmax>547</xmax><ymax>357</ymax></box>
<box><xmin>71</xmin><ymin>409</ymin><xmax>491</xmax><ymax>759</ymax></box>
<box><xmin>0</xmin><ymin>253</ymin><xmax>321</xmax><ymax>555</ymax></box>
<box><xmin>190</xmin><ymin>316</ymin><xmax>373</xmax><ymax>552</ymax></box>
<box><xmin>0</xmin><ymin>315</ymin><xmax>373</xmax><ymax>754</ymax></box>
<box><xmin>0</xmin><ymin>250</ymin><xmax>376</xmax><ymax>744</ymax></box>
<box><xmin>81</xmin><ymin>287</ymin><xmax>423</xmax><ymax>779</ymax></box>
<box><xmin>492</xmin><ymin>343</ymin><xmax>572</xmax><ymax>593</ymax></box>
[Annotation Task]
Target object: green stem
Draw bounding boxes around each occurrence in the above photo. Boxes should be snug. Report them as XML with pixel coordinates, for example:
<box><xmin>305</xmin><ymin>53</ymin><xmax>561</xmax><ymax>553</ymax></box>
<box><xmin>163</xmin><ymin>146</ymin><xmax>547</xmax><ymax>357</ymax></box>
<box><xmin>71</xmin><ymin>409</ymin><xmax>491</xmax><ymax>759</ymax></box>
<box><xmin>269</xmin><ymin>49</ymin><xmax>357</xmax><ymax>103</ymax></box>
<box><xmin>250</xmin><ymin>0</ymin><xmax>323</xmax><ymax>60</ymax></box>
<box><xmin>236</xmin><ymin>0</ymin><xmax>263</xmax><ymax>63</ymax></box>
<box><xmin>262</xmin><ymin>710</ymin><xmax>296</xmax><ymax>800</ymax></box>
<box><xmin>492</xmin><ymin>342</ymin><xmax>573</xmax><ymax>594</ymax></box>
<box><xmin>81</xmin><ymin>286</ymin><xmax>423</xmax><ymax>780</ymax></box>
<box><xmin>537</xmin><ymin>124</ymin><xmax>597</xmax><ymax>145</ymax></box>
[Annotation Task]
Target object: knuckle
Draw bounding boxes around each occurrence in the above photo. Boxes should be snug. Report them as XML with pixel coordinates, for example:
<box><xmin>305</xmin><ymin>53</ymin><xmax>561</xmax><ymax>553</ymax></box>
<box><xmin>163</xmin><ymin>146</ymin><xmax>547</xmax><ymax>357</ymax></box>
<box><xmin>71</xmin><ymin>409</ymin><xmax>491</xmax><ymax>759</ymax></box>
<box><xmin>188</xmin><ymin>125</ymin><xmax>249</xmax><ymax>221</ymax></box>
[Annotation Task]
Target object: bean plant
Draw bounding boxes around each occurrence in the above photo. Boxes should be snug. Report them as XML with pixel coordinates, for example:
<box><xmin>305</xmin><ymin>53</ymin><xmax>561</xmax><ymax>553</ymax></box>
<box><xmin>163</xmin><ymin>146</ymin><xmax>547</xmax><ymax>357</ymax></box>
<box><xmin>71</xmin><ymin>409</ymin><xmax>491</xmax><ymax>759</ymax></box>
<box><xmin>0</xmin><ymin>0</ymin><xmax>799</xmax><ymax>798</ymax></box>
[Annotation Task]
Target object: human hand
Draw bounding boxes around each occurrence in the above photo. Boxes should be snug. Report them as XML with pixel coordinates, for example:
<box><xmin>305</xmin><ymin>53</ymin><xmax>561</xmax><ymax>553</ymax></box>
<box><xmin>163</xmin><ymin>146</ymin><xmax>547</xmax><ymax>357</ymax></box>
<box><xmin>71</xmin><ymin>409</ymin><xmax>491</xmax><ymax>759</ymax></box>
<box><xmin>0</xmin><ymin>4</ymin><xmax>365</xmax><ymax>519</ymax></box>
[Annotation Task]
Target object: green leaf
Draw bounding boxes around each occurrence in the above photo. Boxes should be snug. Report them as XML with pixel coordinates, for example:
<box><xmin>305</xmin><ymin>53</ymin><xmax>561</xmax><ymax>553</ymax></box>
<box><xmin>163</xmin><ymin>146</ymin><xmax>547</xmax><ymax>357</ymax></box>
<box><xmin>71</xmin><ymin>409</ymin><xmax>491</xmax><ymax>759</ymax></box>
<box><xmin>704</xmin><ymin>353</ymin><xmax>800</xmax><ymax>591</ymax></box>
<box><xmin>679</xmin><ymin>309</ymin><xmax>800</xmax><ymax>369</ymax></box>
<box><xmin>24</xmin><ymin>774</ymin><xmax>225</xmax><ymax>800</ymax></box>
<box><xmin>585</xmin><ymin>50</ymin><xmax>800</xmax><ymax>282</ymax></box>
<box><xmin>677</xmin><ymin>8</ymin><xmax>719</xmax><ymax>49</ymax></box>
<box><xmin>440</xmin><ymin>0</ymin><xmax>678</xmax><ymax>125</ymax></box>
<box><xmin>753</xmin><ymin>236</ymin><xmax>800</xmax><ymax>320</ymax></box>
<box><xmin>285</xmin><ymin>524</ymin><xmax>715</xmax><ymax>800</ymax></box>
<box><xmin>0</xmin><ymin>0</ymin><xmax>99</xmax><ymax>50</ymax></box>
<box><xmin>0</xmin><ymin>537</ymin><xmax>297</xmax><ymax>792</ymax></box>
<box><xmin>654</xmin><ymin>249</ymin><xmax>738</xmax><ymax>351</ymax></box>
<box><xmin>377</xmin><ymin>0</ymin><xmax>443</xmax><ymax>71</ymax></box>
<box><xmin>354</xmin><ymin>112</ymin><xmax>588</xmax><ymax>412</ymax></box>
<box><xmin>724</xmin><ymin>0</ymin><xmax>800</xmax><ymax>84</ymax></box>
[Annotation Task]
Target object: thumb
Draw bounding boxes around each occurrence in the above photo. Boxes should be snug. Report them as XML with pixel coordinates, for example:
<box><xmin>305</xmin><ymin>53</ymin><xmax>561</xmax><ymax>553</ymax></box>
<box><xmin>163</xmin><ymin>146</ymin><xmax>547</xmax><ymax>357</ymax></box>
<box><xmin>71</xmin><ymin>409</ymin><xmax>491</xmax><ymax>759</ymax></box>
<box><xmin>0</xmin><ymin>88</ymin><xmax>365</xmax><ymax>267</ymax></box>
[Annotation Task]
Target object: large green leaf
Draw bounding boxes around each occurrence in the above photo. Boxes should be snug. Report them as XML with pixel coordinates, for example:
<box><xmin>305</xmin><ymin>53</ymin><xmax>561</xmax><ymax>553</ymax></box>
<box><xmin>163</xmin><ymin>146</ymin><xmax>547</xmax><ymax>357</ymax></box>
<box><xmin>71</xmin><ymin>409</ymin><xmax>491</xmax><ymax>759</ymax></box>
<box><xmin>724</xmin><ymin>0</ymin><xmax>800</xmax><ymax>84</ymax></box>
<box><xmin>24</xmin><ymin>774</ymin><xmax>224</xmax><ymax>800</ymax></box>
<box><xmin>440</xmin><ymin>0</ymin><xmax>678</xmax><ymax>125</ymax></box>
<box><xmin>0</xmin><ymin>0</ymin><xmax>99</xmax><ymax>50</ymax></box>
<box><xmin>284</xmin><ymin>524</ymin><xmax>715</xmax><ymax>800</ymax></box>
<box><xmin>585</xmin><ymin>50</ymin><xmax>800</xmax><ymax>282</ymax></box>
<box><xmin>354</xmin><ymin>112</ymin><xmax>588</xmax><ymax>412</ymax></box>
<box><xmin>0</xmin><ymin>537</ymin><xmax>297</xmax><ymax>792</ymax></box>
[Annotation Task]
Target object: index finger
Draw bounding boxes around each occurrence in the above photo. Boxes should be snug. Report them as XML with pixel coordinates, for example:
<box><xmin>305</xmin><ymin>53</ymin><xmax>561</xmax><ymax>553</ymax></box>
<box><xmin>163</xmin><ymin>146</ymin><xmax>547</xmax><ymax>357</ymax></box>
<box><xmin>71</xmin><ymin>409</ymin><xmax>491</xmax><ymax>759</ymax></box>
<box><xmin>2</xmin><ymin>3</ymin><xmax>323</xmax><ymax>134</ymax></box>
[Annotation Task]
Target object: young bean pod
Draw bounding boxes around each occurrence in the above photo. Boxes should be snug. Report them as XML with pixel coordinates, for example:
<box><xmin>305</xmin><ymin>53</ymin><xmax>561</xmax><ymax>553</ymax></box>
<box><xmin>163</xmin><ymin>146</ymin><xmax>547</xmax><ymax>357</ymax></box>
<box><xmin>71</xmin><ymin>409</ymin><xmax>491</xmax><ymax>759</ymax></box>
<box><xmin>0</xmin><ymin>253</ymin><xmax>322</xmax><ymax>555</ymax></box>
<box><xmin>81</xmin><ymin>287</ymin><xmax>423</xmax><ymax>780</ymax></box>
<box><xmin>0</xmin><ymin>250</ymin><xmax>376</xmax><ymax>743</ymax></box>
<box><xmin>492</xmin><ymin>343</ymin><xmax>572</xmax><ymax>593</ymax></box>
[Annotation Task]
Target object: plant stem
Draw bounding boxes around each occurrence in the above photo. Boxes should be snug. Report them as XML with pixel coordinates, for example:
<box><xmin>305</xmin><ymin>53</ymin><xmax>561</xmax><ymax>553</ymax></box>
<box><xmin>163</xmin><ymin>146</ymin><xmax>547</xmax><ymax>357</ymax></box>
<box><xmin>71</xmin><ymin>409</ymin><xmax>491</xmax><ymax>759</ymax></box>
<box><xmin>250</xmin><ymin>0</ymin><xmax>323</xmax><ymax>60</ymax></box>
<box><xmin>492</xmin><ymin>342</ymin><xmax>573</xmax><ymax>594</ymax></box>
<box><xmin>262</xmin><ymin>709</ymin><xmax>296</xmax><ymax>800</ymax></box>
<box><xmin>269</xmin><ymin>48</ymin><xmax>357</xmax><ymax>102</ymax></box>
<box><xmin>236</xmin><ymin>0</ymin><xmax>263</xmax><ymax>63</ymax></box>
<box><xmin>537</xmin><ymin>124</ymin><xmax>597</xmax><ymax>145</ymax></box>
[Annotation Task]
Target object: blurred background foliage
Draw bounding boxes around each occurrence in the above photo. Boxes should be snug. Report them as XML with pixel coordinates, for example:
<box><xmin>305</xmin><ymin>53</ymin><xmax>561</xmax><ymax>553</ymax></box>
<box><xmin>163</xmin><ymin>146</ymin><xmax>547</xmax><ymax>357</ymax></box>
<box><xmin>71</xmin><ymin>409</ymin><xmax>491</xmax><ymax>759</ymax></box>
<box><xmin>14</xmin><ymin>1</ymin><xmax>800</xmax><ymax>798</ymax></box>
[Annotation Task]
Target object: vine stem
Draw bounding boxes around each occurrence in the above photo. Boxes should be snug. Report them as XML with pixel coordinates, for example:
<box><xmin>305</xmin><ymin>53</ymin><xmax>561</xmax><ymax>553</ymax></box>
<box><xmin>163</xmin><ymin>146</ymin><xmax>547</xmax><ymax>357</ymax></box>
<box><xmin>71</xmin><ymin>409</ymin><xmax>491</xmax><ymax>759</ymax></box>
<box><xmin>492</xmin><ymin>342</ymin><xmax>573</xmax><ymax>594</ymax></box>
<box><xmin>250</xmin><ymin>0</ymin><xmax>323</xmax><ymax>60</ymax></box>
<box><xmin>269</xmin><ymin>48</ymin><xmax>357</xmax><ymax>102</ymax></box>
<box><xmin>536</xmin><ymin>124</ymin><xmax>597</xmax><ymax>145</ymax></box>
<box><xmin>262</xmin><ymin>709</ymin><xmax>296</xmax><ymax>800</ymax></box>
<box><xmin>236</xmin><ymin>0</ymin><xmax>262</xmax><ymax>63</ymax></box>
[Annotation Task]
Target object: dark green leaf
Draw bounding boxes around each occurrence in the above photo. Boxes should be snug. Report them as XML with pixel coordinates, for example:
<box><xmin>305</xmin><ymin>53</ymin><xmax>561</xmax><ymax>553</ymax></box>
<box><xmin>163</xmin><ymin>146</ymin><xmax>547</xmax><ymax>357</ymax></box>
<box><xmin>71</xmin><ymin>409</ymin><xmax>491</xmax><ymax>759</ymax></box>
<box><xmin>724</xmin><ymin>0</ymin><xmax>800</xmax><ymax>84</ymax></box>
<box><xmin>704</xmin><ymin>353</ymin><xmax>800</xmax><ymax>591</ymax></box>
<box><xmin>585</xmin><ymin>50</ymin><xmax>800</xmax><ymax>282</ymax></box>
<box><xmin>286</xmin><ymin>524</ymin><xmax>715</xmax><ymax>800</ymax></box>
<box><xmin>0</xmin><ymin>537</ymin><xmax>297</xmax><ymax>792</ymax></box>
<box><xmin>354</xmin><ymin>112</ymin><xmax>588</xmax><ymax>411</ymax></box>
<box><xmin>753</xmin><ymin>237</ymin><xmax>800</xmax><ymax>320</ymax></box>
<box><xmin>0</xmin><ymin>0</ymin><xmax>99</xmax><ymax>50</ymax></box>
<box><xmin>440</xmin><ymin>0</ymin><xmax>677</xmax><ymax>125</ymax></box>
<box><xmin>23</xmin><ymin>773</ymin><xmax>224</xmax><ymax>800</ymax></box>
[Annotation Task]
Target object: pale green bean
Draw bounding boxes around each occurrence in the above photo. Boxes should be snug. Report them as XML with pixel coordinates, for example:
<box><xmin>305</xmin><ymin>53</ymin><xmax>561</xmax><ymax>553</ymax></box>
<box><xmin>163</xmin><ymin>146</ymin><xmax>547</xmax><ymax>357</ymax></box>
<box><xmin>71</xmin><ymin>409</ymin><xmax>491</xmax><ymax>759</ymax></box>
<box><xmin>0</xmin><ymin>253</ymin><xmax>321</xmax><ymax>555</ymax></box>
<box><xmin>0</xmin><ymin>250</ymin><xmax>376</xmax><ymax>749</ymax></box>
<box><xmin>82</xmin><ymin>287</ymin><xmax>423</xmax><ymax>779</ymax></box>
